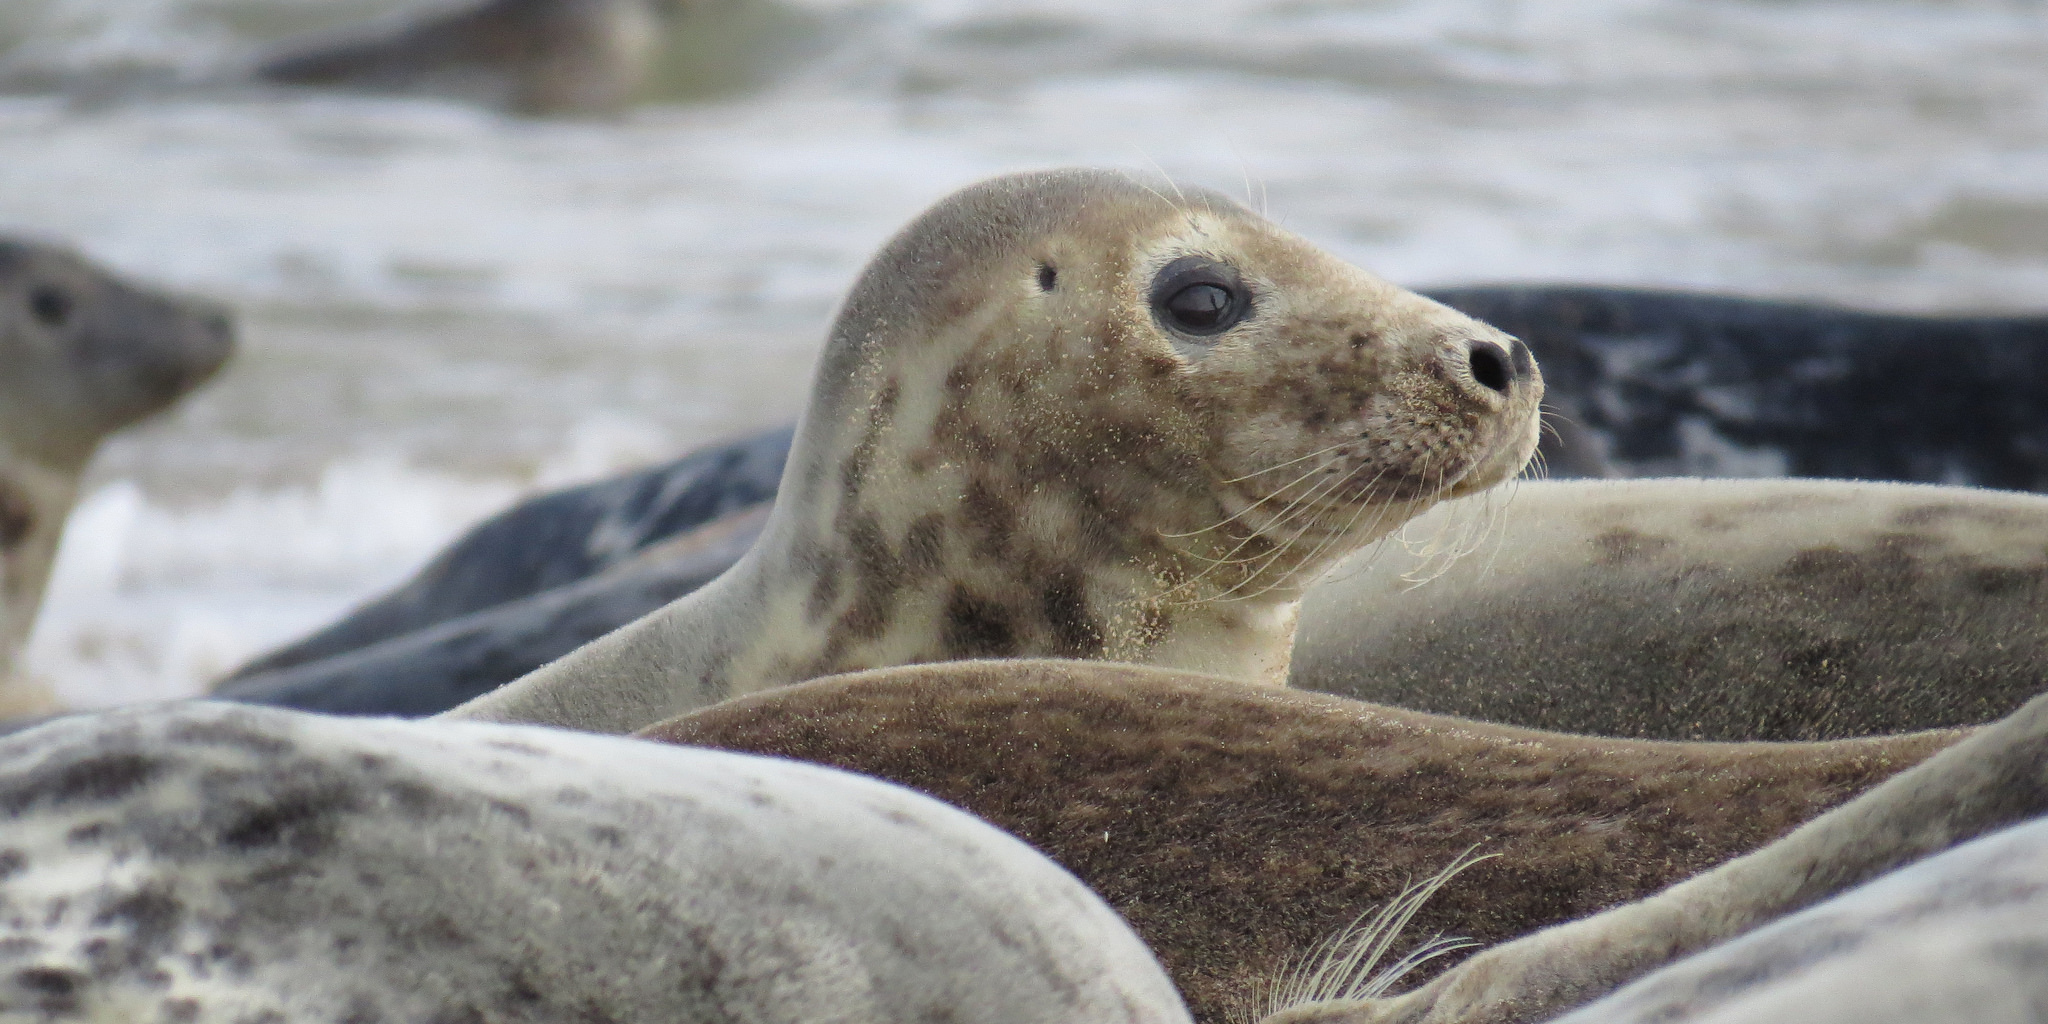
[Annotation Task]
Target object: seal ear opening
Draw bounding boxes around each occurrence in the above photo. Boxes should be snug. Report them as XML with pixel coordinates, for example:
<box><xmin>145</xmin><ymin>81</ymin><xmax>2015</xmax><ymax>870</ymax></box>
<box><xmin>1037</xmin><ymin>264</ymin><xmax>1058</xmax><ymax>292</ymax></box>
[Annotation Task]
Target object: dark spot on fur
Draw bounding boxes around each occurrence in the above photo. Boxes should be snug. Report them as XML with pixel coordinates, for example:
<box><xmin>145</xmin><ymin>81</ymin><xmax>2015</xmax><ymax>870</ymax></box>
<box><xmin>0</xmin><ymin>937</ymin><xmax>43</xmax><ymax>957</ymax></box>
<box><xmin>554</xmin><ymin>786</ymin><xmax>590</xmax><ymax>806</ymax></box>
<box><xmin>1041</xmin><ymin>569</ymin><xmax>1104</xmax><ymax>657</ymax></box>
<box><xmin>219</xmin><ymin>784</ymin><xmax>360</xmax><ymax>854</ymax></box>
<box><xmin>0</xmin><ymin>849</ymin><xmax>24</xmax><ymax>880</ymax></box>
<box><xmin>942</xmin><ymin>587</ymin><xmax>1017</xmax><ymax>658</ymax></box>
<box><xmin>1592</xmin><ymin>527</ymin><xmax>1672</xmax><ymax>565</ymax></box>
<box><xmin>0</xmin><ymin>482</ymin><xmax>33</xmax><ymax>549</ymax></box>
<box><xmin>14</xmin><ymin>966</ymin><xmax>85</xmax><ymax>1012</ymax></box>
<box><xmin>903</xmin><ymin>514</ymin><xmax>947</xmax><ymax>577</ymax></box>
<box><xmin>66</xmin><ymin>822</ymin><xmax>107</xmax><ymax>845</ymax></box>
<box><xmin>1967</xmin><ymin>565</ymin><xmax>2043</xmax><ymax>595</ymax></box>
<box><xmin>962</xmin><ymin>480</ymin><xmax>1015</xmax><ymax>556</ymax></box>
<box><xmin>506</xmin><ymin>968</ymin><xmax>545</xmax><ymax>1004</ymax></box>
<box><xmin>805</xmin><ymin>557</ymin><xmax>843</xmax><ymax>622</ymax></box>
<box><xmin>588</xmin><ymin>825</ymin><xmax>624</xmax><ymax>847</ymax></box>
<box><xmin>0</xmin><ymin>752</ymin><xmax>164</xmax><ymax>816</ymax></box>
<box><xmin>383</xmin><ymin>779</ymin><xmax>454</xmax><ymax>819</ymax></box>
<box><xmin>486</xmin><ymin>799</ymin><xmax>532</xmax><ymax>829</ymax></box>
<box><xmin>92</xmin><ymin>885</ymin><xmax>184</xmax><ymax>953</ymax></box>
<box><xmin>1779</xmin><ymin>546</ymin><xmax>1862</xmax><ymax>580</ymax></box>
<box><xmin>162</xmin><ymin>999</ymin><xmax>201</xmax><ymax>1024</ymax></box>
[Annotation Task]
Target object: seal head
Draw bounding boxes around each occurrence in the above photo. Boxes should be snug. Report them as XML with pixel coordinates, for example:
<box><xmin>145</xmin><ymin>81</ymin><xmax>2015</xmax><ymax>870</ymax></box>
<box><xmin>450</xmin><ymin>168</ymin><xmax>1542</xmax><ymax>733</ymax></box>
<box><xmin>0</xmin><ymin>239</ymin><xmax>234</xmax><ymax>706</ymax></box>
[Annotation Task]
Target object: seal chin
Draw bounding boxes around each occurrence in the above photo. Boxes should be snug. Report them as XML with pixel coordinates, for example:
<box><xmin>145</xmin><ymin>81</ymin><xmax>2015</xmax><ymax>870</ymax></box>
<box><xmin>1441</xmin><ymin>418</ymin><xmax>1543</xmax><ymax>501</ymax></box>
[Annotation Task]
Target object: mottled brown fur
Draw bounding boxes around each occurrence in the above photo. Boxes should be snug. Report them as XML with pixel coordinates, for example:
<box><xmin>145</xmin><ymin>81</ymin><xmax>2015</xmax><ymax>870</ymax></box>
<box><xmin>642</xmin><ymin>659</ymin><xmax>1959</xmax><ymax>1024</ymax></box>
<box><xmin>452</xmin><ymin>169</ymin><xmax>1540</xmax><ymax>734</ymax></box>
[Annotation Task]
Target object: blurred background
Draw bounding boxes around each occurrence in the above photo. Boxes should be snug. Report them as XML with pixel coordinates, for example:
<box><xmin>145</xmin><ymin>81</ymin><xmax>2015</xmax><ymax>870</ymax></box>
<box><xmin>1</xmin><ymin>0</ymin><xmax>2043</xmax><ymax>707</ymax></box>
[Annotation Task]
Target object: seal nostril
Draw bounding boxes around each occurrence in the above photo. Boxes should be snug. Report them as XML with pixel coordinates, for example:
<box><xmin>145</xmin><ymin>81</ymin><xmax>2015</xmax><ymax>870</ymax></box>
<box><xmin>1468</xmin><ymin>342</ymin><xmax>1511</xmax><ymax>394</ymax></box>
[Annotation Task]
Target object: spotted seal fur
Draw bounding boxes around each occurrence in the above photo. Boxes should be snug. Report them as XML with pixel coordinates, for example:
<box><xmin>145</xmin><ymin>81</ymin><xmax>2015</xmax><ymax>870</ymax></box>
<box><xmin>447</xmin><ymin>168</ymin><xmax>1542</xmax><ymax>734</ymax></box>
<box><xmin>0</xmin><ymin>700</ymin><xmax>1189</xmax><ymax>1024</ymax></box>
<box><xmin>640</xmin><ymin>658</ymin><xmax>1963</xmax><ymax>1023</ymax></box>
<box><xmin>1292</xmin><ymin>477</ymin><xmax>2048</xmax><ymax>740</ymax></box>
<box><xmin>0</xmin><ymin>239</ymin><xmax>234</xmax><ymax>715</ymax></box>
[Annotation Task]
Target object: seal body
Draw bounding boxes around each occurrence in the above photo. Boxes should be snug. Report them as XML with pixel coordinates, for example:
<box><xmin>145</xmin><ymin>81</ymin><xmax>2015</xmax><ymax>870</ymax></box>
<box><xmin>1268</xmin><ymin>685</ymin><xmax>2048</xmax><ymax>1024</ymax></box>
<box><xmin>1429</xmin><ymin>286</ymin><xmax>2048</xmax><ymax>488</ymax></box>
<box><xmin>0</xmin><ymin>239</ymin><xmax>234</xmax><ymax>713</ymax></box>
<box><xmin>448</xmin><ymin>168</ymin><xmax>1542</xmax><ymax>734</ymax></box>
<box><xmin>1550</xmin><ymin>817</ymin><xmax>2048</xmax><ymax>1024</ymax></box>
<box><xmin>255</xmin><ymin>0</ymin><xmax>675</xmax><ymax>115</ymax></box>
<box><xmin>214</xmin><ymin>425</ymin><xmax>791</xmax><ymax>708</ymax></box>
<box><xmin>0</xmin><ymin>701</ymin><xmax>1189</xmax><ymax>1024</ymax></box>
<box><xmin>641</xmin><ymin>658</ymin><xmax>1957</xmax><ymax>1024</ymax></box>
<box><xmin>1292</xmin><ymin>478</ymin><xmax>2048</xmax><ymax>740</ymax></box>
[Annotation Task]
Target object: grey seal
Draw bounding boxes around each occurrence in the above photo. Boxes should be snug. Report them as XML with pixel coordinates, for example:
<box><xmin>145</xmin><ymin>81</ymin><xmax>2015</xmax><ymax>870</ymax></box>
<box><xmin>1265</xmin><ymin>682</ymin><xmax>2048</xmax><ymax>1024</ymax></box>
<box><xmin>1548</xmin><ymin>816</ymin><xmax>2048</xmax><ymax>1024</ymax></box>
<box><xmin>642</xmin><ymin>657</ymin><xmax>1959</xmax><ymax>1023</ymax></box>
<box><xmin>1292</xmin><ymin>477</ymin><xmax>2048</xmax><ymax>740</ymax></box>
<box><xmin>0</xmin><ymin>239</ymin><xmax>234</xmax><ymax>715</ymax></box>
<box><xmin>255</xmin><ymin>0</ymin><xmax>681</xmax><ymax>115</ymax></box>
<box><xmin>447</xmin><ymin>168</ymin><xmax>1542</xmax><ymax>734</ymax></box>
<box><xmin>217</xmin><ymin>288</ymin><xmax>2048</xmax><ymax>721</ymax></box>
<box><xmin>0</xmin><ymin>700</ymin><xmax>1189</xmax><ymax>1024</ymax></box>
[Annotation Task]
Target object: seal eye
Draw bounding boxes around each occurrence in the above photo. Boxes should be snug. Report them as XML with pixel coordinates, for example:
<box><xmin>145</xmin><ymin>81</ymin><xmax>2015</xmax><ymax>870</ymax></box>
<box><xmin>29</xmin><ymin>286</ymin><xmax>70</xmax><ymax>328</ymax></box>
<box><xmin>1165</xmin><ymin>283</ymin><xmax>1232</xmax><ymax>331</ymax></box>
<box><xmin>1149</xmin><ymin>256</ymin><xmax>1249</xmax><ymax>339</ymax></box>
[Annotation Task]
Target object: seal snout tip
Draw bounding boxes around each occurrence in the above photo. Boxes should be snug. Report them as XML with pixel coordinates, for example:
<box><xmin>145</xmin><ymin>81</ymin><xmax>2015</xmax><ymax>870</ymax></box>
<box><xmin>1465</xmin><ymin>338</ymin><xmax>1515</xmax><ymax>394</ymax></box>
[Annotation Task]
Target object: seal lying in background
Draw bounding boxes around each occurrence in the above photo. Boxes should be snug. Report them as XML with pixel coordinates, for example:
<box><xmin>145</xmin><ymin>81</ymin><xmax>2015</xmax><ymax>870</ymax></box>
<box><xmin>215</xmin><ymin>290</ymin><xmax>2048</xmax><ymax>722</ymax></box>
<box><xmin>255</xmin><ymin>0</ymin><xmax>684</xmax><ymax>115</ymax></box>
<box><xmin>443</xmin><ymin>168</ymin><xmax>1543</xmax><ymax>734</ymax></box>
<box><xmin>210</xmin><ymin>426</ymin><xmax>791</xmax><ymax>715</ymax></box>
<box><xmin>0</xmin><ymin>701</ymin><xmax>1189</xmax><ymax>1024</ymax></box>
<box><xmin>226</xmin><ymin>474</ymin><xmax>2048</xmax><ymax>744</ymax></box>
<box><xmin>0</xmin><ymin>239</ymin><xmax>234</xmax><ymax>716</ymax></box>
<box><xmin>1291</xmin><ymin>477</ymin><xmax>2048</xmax><ymax>741</ymax></box>
<box><xmin>641</xmin><ymin>658</ymin><xmax>1962</xmax><ymax>1024</ymax></box>
<box><xmin>1547</xmin><ymin>817</ymin><xmax>2048</xmax><ymax>1024</ymax></box>
<box><xmin>1434</xmin><ymin>286</ymin><xmax>2048</xmax><ymax>488</ymax></box>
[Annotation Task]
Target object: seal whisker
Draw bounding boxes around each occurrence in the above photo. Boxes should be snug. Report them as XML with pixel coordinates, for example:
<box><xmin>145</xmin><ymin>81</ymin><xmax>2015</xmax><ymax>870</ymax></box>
<box><xmin>1169</xmin><ymin>462</ymin><xmax>1364</xmax><ymax>601</ymax></box>
<box><xmin>1253</xmin><ymin>847</ymin><xmax>1494</xmax><ymax>1021</ymax></box>
<box><xmin>1162</xmin><ymin>443</ymin><xmax>1356</xmax><ymax>540</ymax></box>
<box><xmin>1211</xmin><ymin>461</ymin><xmax>1402</xmax><ymax>603</ymax></box>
